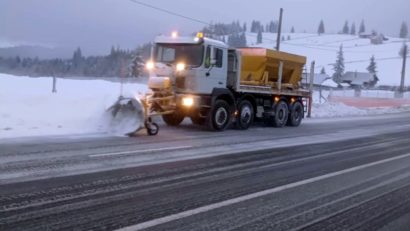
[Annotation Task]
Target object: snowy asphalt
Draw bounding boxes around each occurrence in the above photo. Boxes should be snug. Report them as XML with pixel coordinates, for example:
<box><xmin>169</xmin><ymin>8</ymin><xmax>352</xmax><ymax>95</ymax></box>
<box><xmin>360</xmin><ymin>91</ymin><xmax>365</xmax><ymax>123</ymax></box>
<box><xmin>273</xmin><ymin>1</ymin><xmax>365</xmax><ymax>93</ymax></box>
<box><xmin>0</xmin><ymin>112</ymin><xmax>410</xmax><ymax>230</ymax></box>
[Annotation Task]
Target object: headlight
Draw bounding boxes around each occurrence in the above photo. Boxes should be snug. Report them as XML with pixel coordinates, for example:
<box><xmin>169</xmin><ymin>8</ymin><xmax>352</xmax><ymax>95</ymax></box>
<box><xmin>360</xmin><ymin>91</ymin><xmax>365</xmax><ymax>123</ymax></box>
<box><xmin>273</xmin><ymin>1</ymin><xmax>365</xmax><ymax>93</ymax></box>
<box><xmin>176</xmin><ymin>63</ymin><xmax>186</xmax><ymax>71</ymax></box>
<box><xmin>182</xmin><ymin>97</ymin><xmax>194</xmax><ymax>107</ymax></box>
<box><xmin>171</xmin><ymin>31</ymin><xmax>178</xmax><ymax>38</ymax></box>
<box><xmin>146</xmin><ymin>61</ymin><xmax>154</xmax><ymax>70</ymax></box>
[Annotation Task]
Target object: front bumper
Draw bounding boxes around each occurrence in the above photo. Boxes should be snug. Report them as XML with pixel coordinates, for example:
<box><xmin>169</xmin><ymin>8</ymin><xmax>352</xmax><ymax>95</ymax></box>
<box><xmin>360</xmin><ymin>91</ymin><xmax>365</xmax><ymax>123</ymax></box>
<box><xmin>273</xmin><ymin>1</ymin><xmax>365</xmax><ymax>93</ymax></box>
<box><xmin>176</xmin><ymin>94</ymin><xmax>211</xmax><ymax>117</ymax></box>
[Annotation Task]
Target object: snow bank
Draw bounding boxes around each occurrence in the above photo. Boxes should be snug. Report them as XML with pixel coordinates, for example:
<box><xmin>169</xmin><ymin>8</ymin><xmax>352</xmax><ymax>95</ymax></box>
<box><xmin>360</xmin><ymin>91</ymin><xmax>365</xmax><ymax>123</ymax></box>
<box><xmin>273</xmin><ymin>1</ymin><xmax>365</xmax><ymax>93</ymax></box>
<box><xmin>311</xmin><ymin>89</ymin><xmax>410</xmax><ymax>118</ymax></box>
<box><xmin>312</xmin><ymin>102</ymin><xmax>367</xmax><ymax>118</ymax></box>
<box><xmin>312</xmin><ymin>101</ymin><xmax>410</xmax><ymax>118</ymax></box>
<box><xmin>0</xmin><ymin>74</ymin><xmax>147</xmax><ymax>139</ymax></box>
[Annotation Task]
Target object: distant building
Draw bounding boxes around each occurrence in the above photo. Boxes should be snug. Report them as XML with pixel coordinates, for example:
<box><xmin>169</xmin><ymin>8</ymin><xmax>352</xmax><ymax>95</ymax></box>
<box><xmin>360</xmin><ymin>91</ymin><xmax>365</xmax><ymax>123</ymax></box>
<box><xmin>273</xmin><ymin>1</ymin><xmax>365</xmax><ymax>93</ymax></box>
<box><xmin>358</xmin><ymin>33</ymin><xmax>373</xmax><ymax>39</ymax></box>
<box><xmin>341</xmin><ymin>71</ymin><xmax>376</xmax><ymax>88</ymax></box>
<box><xmin>321</xmin><ymin>78</ymin><xmax>339</xmax><ymax>88</ymax></box>
<box><xmin>370</xmin><ymin>35</ymin><xmax>384</xmax><ymax>45</ymax></box>
<box><xmin>358</xmin><ymin>32</ymin><xmax>388</xmax><ymax>45</ymax></box>
<box><xmin>302</xmin><ymin>73</ymin><xmax>338</xmax><ymax>89</ymax></box>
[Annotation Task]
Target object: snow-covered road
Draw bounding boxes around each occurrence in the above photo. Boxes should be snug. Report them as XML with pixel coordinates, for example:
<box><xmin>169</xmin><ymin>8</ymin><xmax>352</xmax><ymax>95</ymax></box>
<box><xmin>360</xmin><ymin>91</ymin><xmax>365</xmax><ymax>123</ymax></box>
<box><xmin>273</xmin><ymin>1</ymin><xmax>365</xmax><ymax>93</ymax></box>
<box><xmin>1</xmin><ymin>111</ymin><xmax>409</xmax><ymax>184</ymax></box>
<box><xmin>0</xmin><ymin>111</ymin><xmax>409</xmax><ymax>230</ymax></box>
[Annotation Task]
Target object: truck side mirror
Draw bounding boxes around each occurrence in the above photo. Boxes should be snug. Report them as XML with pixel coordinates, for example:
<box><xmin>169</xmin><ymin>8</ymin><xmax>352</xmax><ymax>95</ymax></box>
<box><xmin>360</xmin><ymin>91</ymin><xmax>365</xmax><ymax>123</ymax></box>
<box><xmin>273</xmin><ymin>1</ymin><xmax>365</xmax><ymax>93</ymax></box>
<box><xmin>210</xmin><ymin>59</ymin><xmax>217</xmax><ymax>65</ymax></box>
<box><xmin>210</xmin><ymin>47</ymin><xmax>215</xmax><ymax>60</ymax></box>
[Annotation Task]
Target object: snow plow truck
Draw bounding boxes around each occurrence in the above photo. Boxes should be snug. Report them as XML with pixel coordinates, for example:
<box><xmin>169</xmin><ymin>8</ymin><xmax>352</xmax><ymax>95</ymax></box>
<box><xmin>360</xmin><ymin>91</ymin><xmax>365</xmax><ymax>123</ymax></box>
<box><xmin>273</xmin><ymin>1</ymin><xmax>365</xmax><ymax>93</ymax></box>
<box><xmin>115</xmin><ymin>32</ymin><xmax>312</xmax><ymax>136</ymax></box>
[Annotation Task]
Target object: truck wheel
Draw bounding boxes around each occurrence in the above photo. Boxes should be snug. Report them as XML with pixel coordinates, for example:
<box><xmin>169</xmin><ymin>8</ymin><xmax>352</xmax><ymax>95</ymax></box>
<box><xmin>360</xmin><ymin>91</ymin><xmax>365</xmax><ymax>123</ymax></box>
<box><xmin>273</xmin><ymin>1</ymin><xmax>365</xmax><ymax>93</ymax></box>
<box><xmin>273</xmin><ymin>100</ymin><xmax>289</xmax><ymax>127</ymax></box>
<box><xmin>146</xmin><ymin>122</ymin><xmax>159</xmax><ymax>136</ymax></box>
<box><xmin>208</xmin><ymin>99</ymin><xmax>231</xmax><ymax>131</ymax></box>
<box><xmin>237</xmin><ymin>100</ymin><xmax>254</xmax><ymax>130</ymax></box>
<box><xmin>162</xmin><ymin>112</ymin><xmax>184</xmax><ymax>126</ymax></box>
<box><xmin>287</xmin><ymin>101</ymin><xmax>304</xmax><ymax>127</ymax></box>
<box><xmin>191</xmin><ymin>116</ymin><xmax>205</xmax><ymax>125</ymax></box>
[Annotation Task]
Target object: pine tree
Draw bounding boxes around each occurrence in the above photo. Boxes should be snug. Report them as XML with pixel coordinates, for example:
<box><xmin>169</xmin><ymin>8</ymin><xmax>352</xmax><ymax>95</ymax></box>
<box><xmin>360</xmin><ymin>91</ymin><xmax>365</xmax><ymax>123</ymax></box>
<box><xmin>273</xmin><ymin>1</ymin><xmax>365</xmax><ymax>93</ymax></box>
<box><xmin>257</xmin><ymin>29</ymin><xmax>263</xmax><ymax>44</ymax></box>
<box><xmin>227</xmin><ymin>34</ymin><xmax>234</xmax><ymax>47</ymax></box>
<box><xmin>228</xmin><ymin>33</ymin><xmax>247</xmax><ymax>47</ymax></box>
<box><xmin>342</xmin><ymin>21</ymin><xmax>349</xmax><ymax>34</ymax></box>
<box><xmin>110</xmin><ymin>46</ymin><xmax>116</xmax><ymax>56</ymax></box>
<box><xmin>73</xmin><ymin>47</ymin><xmax>82</xmax><ymax>60</ymax></box>
<box><xmin>243</xmin><ymin>22</ymin><xmax>247</xmax><ymax>32</ymax></box>
<box><xmin>333</xmin><ymin>44</ymin><xmax>345</xmax><ymax>83</ymax></box>
<box><xmin>367</xmin><ymin>55</ymin><xmax>378</xmax><ymax>87</ymax></box>
<box><xmin>236</xmin><ymin>20</ymin><xmax>241</xmax><ymax>33</ymax></box>
<box><xmin>359</xmin><ymin>20</ymin><xmax>366</xmax><ymax>34</ymax></box>
<box><xmin>318</xmin><ymin>20</ymin><xmax>325</xmax><ymax>35</ymax></box>
<box><xmin>350</xmin><ymin>23</ymin><xmax>356</xmax><ymax>35</ymax></box>
<box><xmin>251</xmin><ymin>20</ymin><xmax>264</xmax><ymax>33</ymax></box>
<box><xmin>241</xmin><ymin>33</ymin><xmax>247</xmax><ymax>47</ymax></box>
<box><xmin>130</xmin><ymin>53</ymin><xmax>143</xmax><ymax>77</ymax></box>
<box><xmin>367</xmin><ymin>56</ymin><xmax>377</xmax><ymax>73</ymax></box>
<box><xmin>320</xmin><ymin>67</ymin><xmax>326</xmax><ymax>74</ymax></box>
<box><xmin>72</xmin><ymin>47</ymin><xmax>83</xmax><ymax>68</ymax></box>
<box><xmin>399</xmin><ymin>21</ymin><xmax>408</xmax><ymax>38</ymax></box>
<box><xmin>267</xmin><ymin>21</ymin><xmax>277</xmax><ymax>33</ymax></box>
<box><xmin>291</xmin><ymin>26</ymin><xmax>295</xmax><ymax>33</ymax></box>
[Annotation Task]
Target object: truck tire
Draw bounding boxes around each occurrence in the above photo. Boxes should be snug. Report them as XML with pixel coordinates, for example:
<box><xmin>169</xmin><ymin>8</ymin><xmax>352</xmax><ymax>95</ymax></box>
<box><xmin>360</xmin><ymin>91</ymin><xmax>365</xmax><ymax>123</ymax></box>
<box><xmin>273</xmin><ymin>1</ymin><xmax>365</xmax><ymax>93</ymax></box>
<box><xmin>162</xmin><ymin>112</ymin><xmax>184</xmax><ymax>126</ymax></box>
<box><xmin>146</xmin><ymin>122</ymin><xmax>159</xmax><ymax>136</ymax></box>
<box><xmin>208</xmin><ymin>99</ymin><xmax>231</xmax><ymax>131</ymax></box>
<box><xmin>273</xmin><ymin>100</ymin><xmax>289</xmax><ymax>127</ymax></box>
<box><xmin>287</xmin><ymin>101</ymin><xmax>304</xmax><ymax>127</ymax></box>
<box><xmin>237</xmin><ymin>100</ymin><xmax>254</xmax><ymax>130</ymax></box>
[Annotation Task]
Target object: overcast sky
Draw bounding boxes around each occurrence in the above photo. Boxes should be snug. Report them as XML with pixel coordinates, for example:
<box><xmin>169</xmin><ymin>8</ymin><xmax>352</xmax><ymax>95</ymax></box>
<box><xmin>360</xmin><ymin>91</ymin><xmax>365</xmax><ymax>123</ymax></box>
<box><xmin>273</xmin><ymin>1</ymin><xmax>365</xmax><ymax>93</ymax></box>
<box><xmin>1</xmin><ymin>0</ymin><xmax>409</xmax><ymax>55</ymax></box>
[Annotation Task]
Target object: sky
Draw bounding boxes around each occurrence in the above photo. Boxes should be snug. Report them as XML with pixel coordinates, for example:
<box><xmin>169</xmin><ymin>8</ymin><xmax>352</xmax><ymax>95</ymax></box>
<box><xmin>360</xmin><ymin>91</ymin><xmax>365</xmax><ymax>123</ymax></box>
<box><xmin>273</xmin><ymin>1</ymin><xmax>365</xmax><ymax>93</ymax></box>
<box><xmin>1</xmin><ymin>0</ymin><xmax>409</xmax><ymax>55</ymax></box>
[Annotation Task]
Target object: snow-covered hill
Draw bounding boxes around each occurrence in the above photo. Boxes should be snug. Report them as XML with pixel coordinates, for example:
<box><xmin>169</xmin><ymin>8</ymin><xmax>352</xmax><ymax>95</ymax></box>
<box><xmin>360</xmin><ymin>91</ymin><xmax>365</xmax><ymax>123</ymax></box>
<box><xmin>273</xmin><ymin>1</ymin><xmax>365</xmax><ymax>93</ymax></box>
<box><xmin>0</xmin><ymin>39</ymin><xmax>15</xmax><ymax>48</ymax></box>
<box><xmin>246</xmin><ymin>33</ymin><xmax>409</xmax><ymax>86</ymax></box>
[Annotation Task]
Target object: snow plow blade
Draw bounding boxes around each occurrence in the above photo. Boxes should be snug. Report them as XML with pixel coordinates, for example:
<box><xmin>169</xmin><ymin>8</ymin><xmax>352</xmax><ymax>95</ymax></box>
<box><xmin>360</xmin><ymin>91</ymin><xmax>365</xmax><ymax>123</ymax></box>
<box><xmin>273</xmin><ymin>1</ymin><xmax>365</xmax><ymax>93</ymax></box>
<box><xmin>106</xmin><ymin>96</ymin><xmax>158</xmax><ymax>136</ymax></box>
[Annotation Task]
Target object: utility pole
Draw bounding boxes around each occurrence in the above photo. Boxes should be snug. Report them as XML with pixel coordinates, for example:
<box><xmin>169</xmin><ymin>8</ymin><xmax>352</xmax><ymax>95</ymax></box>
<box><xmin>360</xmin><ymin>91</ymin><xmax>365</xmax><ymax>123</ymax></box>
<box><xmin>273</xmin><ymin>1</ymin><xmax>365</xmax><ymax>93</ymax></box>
<box><xmin>276</xmin><ymin>8</ymin><xmax>283</xmax><ymax>51</ymax></box>
<box><xmin>399</xmin><ymin>43</ymin><xmax>407</xmax><ymax>97</ymax></box>
<box><xmin>52</xmin><ymin>76</ymin><xmax>57</xmax><ymax>93</ymax></box>
<box><xmin>307</xmin><ymin>61</ymin><xmax>315</xmax><ymax>118</ymax></box>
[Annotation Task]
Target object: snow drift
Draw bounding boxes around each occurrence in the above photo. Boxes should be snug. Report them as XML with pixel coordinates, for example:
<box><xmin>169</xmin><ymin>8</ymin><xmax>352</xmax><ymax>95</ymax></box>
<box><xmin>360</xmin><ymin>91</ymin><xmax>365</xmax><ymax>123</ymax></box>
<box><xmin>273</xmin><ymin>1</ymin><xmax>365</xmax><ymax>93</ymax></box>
<box><xmin>0</xmin><ymin>74</ymin><xmax>147</xmax><ymax>139</ymax></box>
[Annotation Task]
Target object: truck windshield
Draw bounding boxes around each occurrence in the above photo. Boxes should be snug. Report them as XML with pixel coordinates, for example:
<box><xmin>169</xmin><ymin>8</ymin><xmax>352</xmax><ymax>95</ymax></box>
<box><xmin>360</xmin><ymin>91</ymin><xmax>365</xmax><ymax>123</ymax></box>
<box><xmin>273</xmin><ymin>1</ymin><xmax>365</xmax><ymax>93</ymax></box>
<box><xmin>155</xmin><ymin>44</ymin><xmax>204</xmax><ymax>67</ymax></box>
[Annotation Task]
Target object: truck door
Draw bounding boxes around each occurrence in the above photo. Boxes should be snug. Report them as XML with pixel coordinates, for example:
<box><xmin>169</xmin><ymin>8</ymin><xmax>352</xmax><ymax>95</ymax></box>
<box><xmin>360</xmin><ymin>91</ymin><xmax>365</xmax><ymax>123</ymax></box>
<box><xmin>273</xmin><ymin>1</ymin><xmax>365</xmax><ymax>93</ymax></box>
<box><xmin>200</xmin><ymin>45</ymin><xmax>227</xmax><ymax>93</ymax></box>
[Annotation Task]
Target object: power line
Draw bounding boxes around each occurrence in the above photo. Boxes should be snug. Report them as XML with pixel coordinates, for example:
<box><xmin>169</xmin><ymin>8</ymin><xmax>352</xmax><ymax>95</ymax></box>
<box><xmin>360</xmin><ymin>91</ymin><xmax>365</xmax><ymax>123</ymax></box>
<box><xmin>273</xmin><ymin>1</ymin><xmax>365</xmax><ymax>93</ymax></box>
<box><xmin>128</xmin><ymin>0</ymin><xmax>210</xmax><ymax>26</ymax></box>
<box><xmin>314</xmin><ymin>55</ymin><xmax>410</xmax><ymax>70</ymax></box>
<box><xmin>319</xmin><ymin>37</ymin><xmax>362</xmax><ymax>45</ymax></box>
<box><xmin>126</xmin><ymin>0</ymin><xmax>338</xmax><ymax>51</ymax></box>
<box><xmin>127</xmin><ymin>0</ymin><xmax>265</xmax><ymax>42</ymax></box>
<box><xmin>325</xmin><ymin>56</ymin><xmax>409</xmax><ymax>66</ymax></box>
<box><xmin>126</xmin><ymin>0</ymin><xmax>409</xmax><ymax>63</ymax></box>
<box><xmin>127</xmin><ymin>0</ymin><xmax>306</xmax><ymax>45</ymax></box>
<box><xmin>281</xmin><ymin>42</ymin><xmax>340</xmax><ymax>52</ymax></box>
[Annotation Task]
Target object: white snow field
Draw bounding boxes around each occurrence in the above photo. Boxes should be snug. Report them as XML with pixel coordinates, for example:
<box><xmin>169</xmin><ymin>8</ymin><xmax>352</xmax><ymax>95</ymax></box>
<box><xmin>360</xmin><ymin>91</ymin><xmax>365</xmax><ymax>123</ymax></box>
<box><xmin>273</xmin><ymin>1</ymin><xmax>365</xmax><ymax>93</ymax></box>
<box><xmin>0</xmin><ymin>74</ymin><xmax>147</xmax><ymax>139</ymax></box>
<box><xmin>246</xmin><ymin>33</ymin><xmax>410</xmax><ymax>86</ymax></box>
